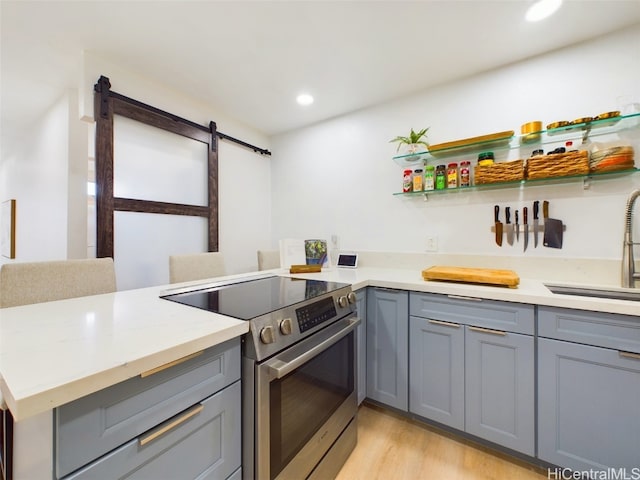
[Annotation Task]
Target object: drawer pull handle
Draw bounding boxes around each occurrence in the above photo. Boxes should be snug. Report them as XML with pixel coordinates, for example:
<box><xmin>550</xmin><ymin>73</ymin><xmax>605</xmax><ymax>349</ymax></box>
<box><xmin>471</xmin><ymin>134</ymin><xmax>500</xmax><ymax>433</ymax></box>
<box><xmin>428</xmin><ymin>319</ymin><xmax>461</xmax><ymax>329</ymax></box>
<box><xmin>469</xmin><ymin>326</ymin><xmax>506</xmax><ymax>336</ymax></box>
<box><xmin>619</xmin><ymin>351</ymin><xmax>640</xmax><ymax>360</ymax></box>
<box><xmin>447</xmin><ymin>295</ymin><xmax>482</xmax><ymax>302</ymax></box>
<box><xmin>140</xmin><ymin>351</ymin><xmax>204</xmax><ymax>378</ymax></box>
<box><xmin>139</xmin><ymin>404</ymin><xmax>204</xmax><ymax>447</ymax></box>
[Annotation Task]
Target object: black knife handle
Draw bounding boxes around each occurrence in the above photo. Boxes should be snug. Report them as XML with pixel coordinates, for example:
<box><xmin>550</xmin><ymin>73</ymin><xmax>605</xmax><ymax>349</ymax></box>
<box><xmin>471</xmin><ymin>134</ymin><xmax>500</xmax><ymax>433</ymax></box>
<box><xmin>494</xmin><ymin>205</ymin><xmax>500</xmax><ymax>223</ymax></box>
<box><xmin>523</xmin><ymin>207</ymin><xmax>528</xmax><ymax>224</ymax></box>
<box><xmin>515</xmin><ymin>210</ymin><xmax>519</xmax><ymax>225</ymax></box>
<box><xmin>533</xmin><ymin>201</ymin><xmax>539</xmax><ymax>220</ymax></box>
<box><xmin>505</xmin><ymin>207</ymin><xmax>511</xmax><ymax>224</ymax></box>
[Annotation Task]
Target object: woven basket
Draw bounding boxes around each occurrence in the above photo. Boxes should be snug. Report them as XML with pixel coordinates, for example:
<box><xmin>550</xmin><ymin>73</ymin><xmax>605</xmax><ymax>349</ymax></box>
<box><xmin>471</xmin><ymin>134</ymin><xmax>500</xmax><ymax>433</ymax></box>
<box><xmin>474</xmin><ymin>160</ymin><xmax>524</xmax><ymax>185</ymax></box>
<box><xmin>526</xmin><ymin>150</ymin><xmax>589</xmax><ymax>180</ymax></box>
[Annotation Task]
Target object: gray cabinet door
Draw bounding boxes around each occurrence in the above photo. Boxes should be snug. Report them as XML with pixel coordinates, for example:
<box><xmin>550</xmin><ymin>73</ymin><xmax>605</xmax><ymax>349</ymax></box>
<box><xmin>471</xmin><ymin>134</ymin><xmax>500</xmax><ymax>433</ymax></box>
<box><xmin>65</xmin><ymin>381</ymin><xmax>241</xmax><ymax>480</ymax></box>
<box><xmin>409</xmin><ymin>316</ymin><xmax>464</xmax><ymax>430</ymax></box>
<box><xmin>355</xmin><ymin>289</ymin><xmax>367</xmax><ymax>405</ymax></box>
<box><xmin>56</xmin><ymin>338</ymin><xmax>241</xmax><ymax>478</ymax></box>
<box><xmin>366</xmin><ymin>288</ymin><xmax>408</xmax><ymax>411</ymax></box>
<box><xmin>465</xmin><ymin>327</ymin><xmax>534</xmax><ymax>456</ymax></box>
<box><xmin>538</xmin><ymin>338</ymin><xmax>640</xmax><ymax>470</ymax></box>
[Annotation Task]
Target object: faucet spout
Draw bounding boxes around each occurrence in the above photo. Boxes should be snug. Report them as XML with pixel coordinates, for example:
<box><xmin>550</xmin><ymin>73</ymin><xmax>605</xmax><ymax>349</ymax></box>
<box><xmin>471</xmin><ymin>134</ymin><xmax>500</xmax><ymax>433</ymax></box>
<box><xmin>622</xmin><ymin>189</ymin><xmax>640</xmax><ymax>288</ymax></box>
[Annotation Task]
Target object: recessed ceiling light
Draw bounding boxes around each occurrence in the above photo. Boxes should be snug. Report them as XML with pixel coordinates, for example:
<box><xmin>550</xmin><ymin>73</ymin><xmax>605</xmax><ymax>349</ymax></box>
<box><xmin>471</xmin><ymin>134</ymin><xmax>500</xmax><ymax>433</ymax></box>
<box><xmin>296</xmin><ymin>94</ymin><xmax>314</xmax><ymax>106</ymax></box>
<box><xmin>525</xmin><ymin>0</ymin><xmax>562</xmax><ymax>22</ymax></box>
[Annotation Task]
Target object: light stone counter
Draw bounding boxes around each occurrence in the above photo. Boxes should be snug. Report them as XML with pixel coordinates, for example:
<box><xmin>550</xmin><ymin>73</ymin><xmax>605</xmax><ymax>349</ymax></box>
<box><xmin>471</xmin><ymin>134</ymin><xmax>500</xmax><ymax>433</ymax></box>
<box><xmin>1</xmin><ymin>266</ymin><xmax>638</xmax><ymax>422</ymax></box>
<box><xmin>0</xmin><ymin>279</ymin><xmax>251</xmax><ymax>422</ymax></box>
<box><xmin>281</xmin><ymin>266</ymin><xmax>640</xmax><ymax>316</ymax></box>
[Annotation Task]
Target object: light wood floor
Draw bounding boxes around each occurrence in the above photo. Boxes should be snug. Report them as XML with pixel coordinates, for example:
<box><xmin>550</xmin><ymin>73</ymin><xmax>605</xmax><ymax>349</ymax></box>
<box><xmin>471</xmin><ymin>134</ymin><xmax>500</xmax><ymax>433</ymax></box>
<box><xmin>335</xmin><ymin>404</ymin><xmax>547</xmax><ymax>480</ymax></box>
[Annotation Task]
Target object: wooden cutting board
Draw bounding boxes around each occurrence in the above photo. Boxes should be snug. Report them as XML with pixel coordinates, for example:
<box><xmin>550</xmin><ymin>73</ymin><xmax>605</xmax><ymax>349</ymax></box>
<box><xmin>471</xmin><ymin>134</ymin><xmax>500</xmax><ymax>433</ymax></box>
<box><xmin>289</xmin><ymin>264</ymin><xmax>322</xmax><ymax>274</ymax></box>
<box><xmin>422</xmin><ymin>266</ymin><xmax>519</xmax><ymax>288</ymax></box>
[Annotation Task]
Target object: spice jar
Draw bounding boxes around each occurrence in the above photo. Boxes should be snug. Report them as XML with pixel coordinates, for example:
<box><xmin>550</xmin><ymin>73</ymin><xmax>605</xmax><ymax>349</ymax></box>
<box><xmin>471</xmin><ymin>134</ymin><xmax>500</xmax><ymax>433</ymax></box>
<box><xmin>447</xmin><ymin>163</ymin><xmax>458</xmax><ymax>188</ymax></box>
<box><xmin>424</xmin><ymin>165</ymin><xmax>435</xmax><ymax>191</ymax></box>
<box><xmin>435</xmin><ymin>165</ymin><xmax>446</xmax><ymax>190</ymax></box>
<box><xmin>460</xmin><ymin>161</ymin><xmax>471</xmax><ymax>187</ymax></box>
<box><xmin>403</xmin><ymin>169</ymin><xmax>413</xmax><ymax>192</ymax></box>
<box><xmin>478</xmin><ymin>151</ymin><xmax>495</xmax><ymax>166</ymax></box>
<box><xmin>413</xmin><ymin>168</ymin><xmax>424</xmax><ymax>192</ymax></box>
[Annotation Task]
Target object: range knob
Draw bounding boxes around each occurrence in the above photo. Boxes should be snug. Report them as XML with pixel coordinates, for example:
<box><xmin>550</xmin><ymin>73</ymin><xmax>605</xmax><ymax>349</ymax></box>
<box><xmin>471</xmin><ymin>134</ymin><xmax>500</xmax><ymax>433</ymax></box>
<box><xmin>338</xmin><ymin>295</ymin><xmax>349</xmax><ymax>308</ymax></box>
<box><xmin>347</xmin><ymin>292</ymin><xmax>357</xmax><ymax>304</ymax></box>
<box><xmin>259</xmin><ymin>325</ymin><xmax>275</xmax><ymax>344</ymax></box>
<box><xmin>279</xmin><ymin>318</ymin><xmax>293</xmax><ymax>335</ymax></box>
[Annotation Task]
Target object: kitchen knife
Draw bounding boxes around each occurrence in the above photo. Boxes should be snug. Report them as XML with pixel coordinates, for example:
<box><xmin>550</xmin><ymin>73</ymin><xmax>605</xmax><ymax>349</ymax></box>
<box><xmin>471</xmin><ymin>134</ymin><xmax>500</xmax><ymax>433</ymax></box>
<box><xmin>533</xmin><ymin>201</ymin><xmax>540</xmax><ymax>248</ymax></box>
<box><xmin>523</xmin><ymin>207</ymin><xmax>529</xmax><ymax>252</ymax></box>
<box><xmin>515</xmin><ymin>209</ymin><xmax>520</xmax><ymax>243</ymax></box>
<box><xmin>543</xmin><ymin>200</ymin><xmax>564</xmax><ymax>248</ymax></box>
<box><xmin>505</xmin><ymin>207</ymin><xmax>514</xmax><ymax>246</ymax></box>
<box><xmin>494</xmin><ymin>205</ymin><xmax>503</xmax><ymax>247</ymax></box>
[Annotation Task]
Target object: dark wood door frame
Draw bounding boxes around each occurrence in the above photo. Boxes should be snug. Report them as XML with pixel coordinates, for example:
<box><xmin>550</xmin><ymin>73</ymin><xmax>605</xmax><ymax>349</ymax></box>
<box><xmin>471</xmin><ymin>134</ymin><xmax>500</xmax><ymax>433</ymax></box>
<box><xmin>93</xmin><ymin>75</ymin><xmax>218</xmax><ymax>258</ymax></box>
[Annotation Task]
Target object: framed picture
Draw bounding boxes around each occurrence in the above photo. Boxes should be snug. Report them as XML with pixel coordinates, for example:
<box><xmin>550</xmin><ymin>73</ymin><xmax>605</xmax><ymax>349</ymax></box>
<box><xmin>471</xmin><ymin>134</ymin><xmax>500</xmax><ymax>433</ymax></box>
<box><xmin>1</xmin><ymin>199</ymin><xmax>16</xmax><ymax>259</ymax></box>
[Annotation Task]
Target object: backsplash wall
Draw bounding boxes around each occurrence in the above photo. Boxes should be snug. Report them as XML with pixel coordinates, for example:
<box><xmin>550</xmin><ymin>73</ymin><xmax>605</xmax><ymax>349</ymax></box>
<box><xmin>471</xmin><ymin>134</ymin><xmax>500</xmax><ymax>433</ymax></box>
<box><xmin>270</xmin><ymin>25</ymin><xmax>640</xmax><ymax>266</ymax></box>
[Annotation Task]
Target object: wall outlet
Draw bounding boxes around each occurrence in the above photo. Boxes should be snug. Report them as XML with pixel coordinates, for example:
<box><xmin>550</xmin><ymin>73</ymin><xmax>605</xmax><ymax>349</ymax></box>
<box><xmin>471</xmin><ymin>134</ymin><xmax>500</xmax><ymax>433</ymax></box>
<box><xmin>426</xmin><ymin>236</ymin><xmax>438</xmax><ymax>252</ymax></box>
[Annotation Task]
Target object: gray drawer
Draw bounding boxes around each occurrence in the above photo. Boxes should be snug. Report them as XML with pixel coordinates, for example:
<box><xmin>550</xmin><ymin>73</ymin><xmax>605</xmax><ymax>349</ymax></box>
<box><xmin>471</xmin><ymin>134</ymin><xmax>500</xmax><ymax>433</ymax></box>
<box><xmin>410</xmin><ymin>292</ymin><xmax>534</xmax><ymax>335</ymax></box>
<box><xmin>538</xmin><ymin>306</ymin><xmax>640</xmax><ymax>353</ymax></box>
<box><xmin>56</xmin><ymin>338</ymin><xmax>240</xmax><ymax>478</ymax></box>
<box><xmin>64</xmin><ymin>380</ymin><xmax>241</xmax><ymax>479</ymax></box>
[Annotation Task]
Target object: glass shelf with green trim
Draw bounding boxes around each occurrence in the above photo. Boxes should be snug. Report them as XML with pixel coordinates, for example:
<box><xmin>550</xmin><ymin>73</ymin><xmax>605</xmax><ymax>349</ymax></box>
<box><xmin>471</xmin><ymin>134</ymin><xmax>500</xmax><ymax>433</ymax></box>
<box><xmin>392</xmin><ymin>112</ymin><xmax>640</xmax><ymax>167</ymax></box>
<box><xmin>392</xmin><ymin>168</ymin><xmax>640</xmax><ymax>197</ymax></box>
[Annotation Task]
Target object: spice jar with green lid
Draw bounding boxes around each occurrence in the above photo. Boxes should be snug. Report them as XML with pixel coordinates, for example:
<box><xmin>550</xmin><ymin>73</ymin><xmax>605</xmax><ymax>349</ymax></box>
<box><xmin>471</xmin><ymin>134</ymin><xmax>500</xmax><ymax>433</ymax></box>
<box><xmin>424</xmin><ymin>165</ymin><xmax>435</xmax><ymax>191</ymax></box>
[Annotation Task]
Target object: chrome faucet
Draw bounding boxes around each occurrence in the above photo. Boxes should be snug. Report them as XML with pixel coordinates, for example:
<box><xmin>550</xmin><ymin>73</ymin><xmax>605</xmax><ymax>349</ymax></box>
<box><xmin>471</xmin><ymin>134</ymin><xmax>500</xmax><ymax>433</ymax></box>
<box><xmin>622</xmin><ymin>189</ymin><xmax>640</xmax><ymax>288</ymax></box>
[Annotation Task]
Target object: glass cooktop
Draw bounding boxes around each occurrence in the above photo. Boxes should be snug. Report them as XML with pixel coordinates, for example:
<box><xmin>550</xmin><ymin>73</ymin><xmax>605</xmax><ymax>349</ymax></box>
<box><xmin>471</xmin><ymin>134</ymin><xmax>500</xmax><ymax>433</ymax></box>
<box><xmin>161</xmin><ymin>276</ymin><xmax>350</xmax><ymax>320</ymax></box>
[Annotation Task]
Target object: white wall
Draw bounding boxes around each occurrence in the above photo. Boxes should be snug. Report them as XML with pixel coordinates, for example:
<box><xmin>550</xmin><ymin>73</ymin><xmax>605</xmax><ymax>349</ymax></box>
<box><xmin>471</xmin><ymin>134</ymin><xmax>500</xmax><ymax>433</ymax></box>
<box><xmin>270</xmin><ymin>26</ymin><xmax>640</xmax><ymax>263</ymax></box>
<box><xmin>0</xmin><ymin>91</ymin><xmax>79</xmax><ymax>265</ymax></box>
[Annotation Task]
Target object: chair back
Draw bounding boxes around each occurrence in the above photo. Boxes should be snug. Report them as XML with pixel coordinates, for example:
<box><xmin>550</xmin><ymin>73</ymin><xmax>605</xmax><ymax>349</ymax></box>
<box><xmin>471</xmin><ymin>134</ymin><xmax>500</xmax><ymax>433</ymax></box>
<box><xmin>169</xmin><ymin>252</ymin><xmax>226</xmax><ymax>283</ymax></box>
<box><xmin>257</xmin><ymin>250</ymin><xmax>280</xmax><ymax>270</ymax></box>
<box><xmin>0</xmin><ymin>258</ymin><xmax>117</xmax><ymax>308</ymax></box>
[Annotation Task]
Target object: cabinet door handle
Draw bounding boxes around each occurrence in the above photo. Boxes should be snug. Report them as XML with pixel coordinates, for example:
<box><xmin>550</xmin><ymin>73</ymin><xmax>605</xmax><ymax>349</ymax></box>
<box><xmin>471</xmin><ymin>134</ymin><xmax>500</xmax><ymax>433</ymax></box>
<box><xmin>447</xmin><ymin>295</ymin><xmax>482</xmax><ymax>302</ymax></box>
<box><xmin>619</xmin><ymin>351</ymin><xmax>640</xmax><ymax>360</ymax></box>
<box><xmin>140</xmin><ymin>350</ymin><xmax>203</xmax><ymax>378</ymax></box>
<box><xmin>139</xmin><ymin>403</ymin><xmax>204</xmax><ymax>447</ymax></box>
<box><xmin>468</xmin><ymin>326</ymin><xmax>506</xmax><ymax>336</ymax></box>
<box><xmin>428</xmin><ymin>319</ymin><xmax>461</xmax><ymax>329</ymax></box>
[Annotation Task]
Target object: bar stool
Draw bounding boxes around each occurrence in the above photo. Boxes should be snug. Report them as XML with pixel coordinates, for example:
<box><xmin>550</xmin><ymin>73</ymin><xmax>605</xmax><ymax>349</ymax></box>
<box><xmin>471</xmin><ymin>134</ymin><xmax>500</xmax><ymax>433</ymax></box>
<box><xmin>0</xmin><ymin>258</ymin><xmax>117</xmax><ymax>308</ymax></box>
<box><xmin>257</xmin><ymin>250</ymin><xmax>280</xmax><ymax>270</ymax></box>
<box><xmin>168</xmin><ymin>252</ymin><xmax>226</xmax><ymax>283</ymax></box>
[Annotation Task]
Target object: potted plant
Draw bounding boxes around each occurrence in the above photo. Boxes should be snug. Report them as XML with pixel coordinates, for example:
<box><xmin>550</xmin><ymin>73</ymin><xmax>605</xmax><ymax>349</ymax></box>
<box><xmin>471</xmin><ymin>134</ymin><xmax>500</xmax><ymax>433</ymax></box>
<box><xmin>389</xmin><ymin>127</ymin><xmax>430</xmax><ymax>154</ymax></box>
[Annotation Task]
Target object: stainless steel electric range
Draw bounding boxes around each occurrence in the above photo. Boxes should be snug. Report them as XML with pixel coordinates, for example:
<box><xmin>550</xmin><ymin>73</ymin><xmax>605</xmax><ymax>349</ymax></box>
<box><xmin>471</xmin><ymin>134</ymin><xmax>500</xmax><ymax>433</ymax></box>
<box><xmin>162</xmin><ymin>275</ymin><xmax>360</xmax><ymax>480</ymax></box>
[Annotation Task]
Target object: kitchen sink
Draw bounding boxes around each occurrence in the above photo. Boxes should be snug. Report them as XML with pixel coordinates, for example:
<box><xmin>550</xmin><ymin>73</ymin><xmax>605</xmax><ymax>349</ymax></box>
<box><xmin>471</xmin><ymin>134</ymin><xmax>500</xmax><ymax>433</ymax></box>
<box><xmin>544</xmin><ymin>283</ymin><xmax>640</xmax><ymax>302</ymax></box>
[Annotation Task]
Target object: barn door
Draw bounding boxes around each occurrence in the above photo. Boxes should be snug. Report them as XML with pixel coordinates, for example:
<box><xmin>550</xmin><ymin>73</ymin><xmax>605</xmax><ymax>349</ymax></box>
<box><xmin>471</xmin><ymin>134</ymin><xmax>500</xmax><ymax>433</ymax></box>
<box><xmin>94</xmin><ymin>76</ymin><xmax>218</xmax><ymax>289</ymax></box>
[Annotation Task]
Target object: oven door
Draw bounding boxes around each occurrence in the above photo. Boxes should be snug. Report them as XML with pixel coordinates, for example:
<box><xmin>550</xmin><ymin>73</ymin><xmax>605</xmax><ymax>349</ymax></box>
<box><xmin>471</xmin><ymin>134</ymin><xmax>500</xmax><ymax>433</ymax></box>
<box><xmin>256</xmin><ymin>314</ymin><xmax>359</xmax><ymax>480</ymax></box>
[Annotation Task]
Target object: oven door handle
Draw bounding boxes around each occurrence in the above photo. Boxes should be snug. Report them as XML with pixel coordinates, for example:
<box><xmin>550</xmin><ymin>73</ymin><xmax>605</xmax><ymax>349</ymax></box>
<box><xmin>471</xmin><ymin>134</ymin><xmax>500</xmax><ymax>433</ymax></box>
<box><xmin>266</xmin><ymin>316</ymin><xmax>360</xmax><ymax>379</ymax></box>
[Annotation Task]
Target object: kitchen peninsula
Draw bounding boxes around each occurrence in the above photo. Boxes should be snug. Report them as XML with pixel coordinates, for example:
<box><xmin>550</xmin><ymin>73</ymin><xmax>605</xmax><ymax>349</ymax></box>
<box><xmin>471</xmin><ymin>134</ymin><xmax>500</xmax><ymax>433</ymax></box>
<box><xmin>1</xmin><ymin>265</ymin><xmax>638</xmax><ymax>478</ymax></box>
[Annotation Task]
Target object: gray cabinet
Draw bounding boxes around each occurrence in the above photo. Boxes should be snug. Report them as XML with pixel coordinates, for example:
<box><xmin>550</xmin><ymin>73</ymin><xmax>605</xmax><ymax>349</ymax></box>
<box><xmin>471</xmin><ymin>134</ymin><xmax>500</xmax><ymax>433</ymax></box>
<box><xmin>56</xmin><ymin>338</ymin><xmax>242</xmax><ymax>479</ymax></box>
<box><xmin>64</xmin><ymin>381</ymin><xmax>241</xmax><ymax>479</ymax></box>
<box><xmin>409</xmin><ymin>316</ymin><xmax>464</xmax><ymax>430</ymax></box>
<box><xmin>409</xmin><ymin>292</ymin><xmax>535</xmax><ymax>456</ymax></box>
<box><xmin>355</xmin><ymin>288</ymin><xmax>367</xmax><ymax>405</ymax></box>
<box><xmin>538</xmin><ymin>307</ymin><xmax>640</xmax><ymax>471</ymax></box>
<box><xmin>366</xmin><ymin>288</ymin><xmax>409</xmax><ymax>411</ymax></box>
<box><xmin>465</xmin><ymin>327</ymin><xmax>534</xmax><ymax>456</ymax></box>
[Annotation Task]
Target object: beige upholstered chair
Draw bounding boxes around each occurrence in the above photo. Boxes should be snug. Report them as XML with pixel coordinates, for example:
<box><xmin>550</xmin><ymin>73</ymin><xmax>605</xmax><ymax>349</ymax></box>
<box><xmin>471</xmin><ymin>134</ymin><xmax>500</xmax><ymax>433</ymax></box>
<box><xmin>0</xmin><ymin>258</ymin><xmax>117</xmax><ymax>309</ymax></box>
<box><xmin>169</xmin><ymin>252</ymin><xmax>226</xmax><ymax>283</ymax></box>
<box><xmin>257</xmin><ymin>250</ymin><xmax>280</xmax><ymax>271</ymax></box>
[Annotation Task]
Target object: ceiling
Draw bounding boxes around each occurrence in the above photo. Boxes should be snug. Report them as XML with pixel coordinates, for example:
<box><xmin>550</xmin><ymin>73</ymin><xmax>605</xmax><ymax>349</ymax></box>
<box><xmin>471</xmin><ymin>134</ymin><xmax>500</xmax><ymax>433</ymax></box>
<box><xmin>1</xmin><ymin>1</ymin><xmax>640</xmax><ymax>146</ymax></box>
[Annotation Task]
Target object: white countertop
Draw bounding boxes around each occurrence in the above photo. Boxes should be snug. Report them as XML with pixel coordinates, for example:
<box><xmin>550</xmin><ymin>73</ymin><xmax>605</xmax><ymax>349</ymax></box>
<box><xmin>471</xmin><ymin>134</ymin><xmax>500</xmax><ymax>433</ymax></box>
<box><xmin>1</xmin><ymin>267</ymin><xmax>638</xmax><ymax>422</ymax></box>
